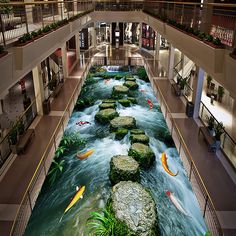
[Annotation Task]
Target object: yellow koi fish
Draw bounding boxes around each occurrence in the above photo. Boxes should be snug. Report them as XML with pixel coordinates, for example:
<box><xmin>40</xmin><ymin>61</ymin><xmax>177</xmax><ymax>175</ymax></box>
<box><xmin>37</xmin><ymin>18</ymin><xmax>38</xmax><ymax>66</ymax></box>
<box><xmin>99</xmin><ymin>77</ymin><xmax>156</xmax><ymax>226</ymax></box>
<box><xmin>161</xmin><ymin>152</ymin><xmax>178</xmax><ymax>177</ymax></box>
<box><xmin>77</xmin><ymin>149</ymin><xmax>94</xmax><ymax>160</ymax></box>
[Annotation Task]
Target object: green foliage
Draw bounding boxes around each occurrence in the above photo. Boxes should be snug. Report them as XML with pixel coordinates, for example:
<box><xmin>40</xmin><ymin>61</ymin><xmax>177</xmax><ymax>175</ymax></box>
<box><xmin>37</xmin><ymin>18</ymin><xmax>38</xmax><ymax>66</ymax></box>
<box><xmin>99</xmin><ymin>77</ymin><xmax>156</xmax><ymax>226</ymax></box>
<box><xmin>205</xmin><ymin>34</ymin><xmax>213</xmax><ymax>42</ymax></box>
<box><xmin>47</xmin><ymin>159</ymin><xmax>65</xmax><ymax>185</ymax></box>
<box><xmin>17</xmin><ymin>119</ymin><xmax>24</xmax><ymax>135</ymax></box>
<box><xmin>87</xmin><ymin>209</ymin><xmax>133</xmax><ymax>236</ymax></box>
<box><xmin>18</xmin><ymin>33</ymin><xmax>32</xmax><ymax>44</ymax></box>
<box><xmin>206</xmin><ymin>115</ymin><xmax>215</xmax><ymax>130</ymax></box>
<box><xmin>31</xmin><ymin>31</ymin><xmax>38</xmax><ymax>39</ymax></box>
<box><xmin>213</xmin><ymin>37</ymin><xmax>222</xmax><ymax>46</ymax></box>
<box><xmin>8</xmin><ymin>125</ymin><xmax>18</xmax><ymax>145</ymax></box>
<box><xmin>42</xmin><ymin>25</ymin><xmax>51</xmax><ymax>33</ymax></box>
<box><xmin>198</xmin><ymin>32</ymin><xmax>206</xmax><ymax>40</ymax></box>
<box><xmin>50</xmin><ymin>22</ymin><xmax>59</xmax><ymax>30</ymax></box>
<box><xmin>179</xmin><ymin>77</ymin><xmax>189</xmax><ymax>90</ymax></box>
<box><xmin>48</xmin><ymin>77</ymin><xmax>57</xmax><ymax>91</ymax></box>
<box><xmin>206</xmin><ymin>75</ymin><xmax>212</xmax><ymax>85</ymax></box>
<box><xmin>75</xmin><ymin>97</ymin><xmax>94</xmax><ymax>110</ymax></box>
<box><xmin>214</xmin><ymin>122</ymin><xmax>224</xmax><ymax>140</ymax></box>
<box><xmin>55</xmin><ymin>146</ymin><xmax>67</xmax><ymax>159</ymax></box>
<box><xmin>205</xmin><ymin>231</ymin><xmax>211</xmax><ymax>236</ymax></box>
<box><xmin>136</xmin><ymin>67</ymin><xmax>148</xmax><ymax>82</ymax></box>
<box><xmin>0</xmin><ymin>0</ymin><xmax>12</xmax><ymax>14</ymax></box>
<box><xmin>0</xmin><ymin>45</ymin><xmax>4</xmax><ymax>54</ymax></box>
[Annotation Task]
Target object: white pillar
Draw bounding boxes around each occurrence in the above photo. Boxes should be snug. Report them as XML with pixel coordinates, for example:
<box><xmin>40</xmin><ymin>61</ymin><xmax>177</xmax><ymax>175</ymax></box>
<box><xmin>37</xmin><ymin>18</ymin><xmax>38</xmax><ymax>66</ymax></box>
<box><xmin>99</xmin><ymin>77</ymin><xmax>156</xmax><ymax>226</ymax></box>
<box><xmin>168</xmin><ymin>44</ymin><xmax>175</xmax><ymax>80</ymax></box>
<box><xmin>58</xmin><ymin>1</ymin><xmax>65</xmax><ymax>20</ymax></box>
<box><xmin>192</xmin><ymin>67</ymin><xmax>205</xmax><ymax>118</ymax></box>
<box><xmin>73</xmin><ymin>0</ymin><xmax>78</xmax><ymax>14</ymax></box>
<box><xmin>91</xmin><ymin>26</ymin><xmax>97</xmax><ymax>47</ymax></box>
<box><xmin>24</xmin><ymin>0</ymin><xmax>33</xmax><ymax>24</ymax></box>
<box><xmin>155</xmin><ymin>32</ymin><xmax>160</xmax><ymax>61</ymax></box>
<box><xmin>75</xmin><ymin>33</ymin><xmax>80</xmax><ymax>60</ymax></box>
<box><xmin>32</xmin><ymin>65</ymin><xmax>44</xmax><ymax>116</ymax></box>
<box><xmin>61</xmin><ymin>43</ymin><xmax>68</xmax><ymax>79</ymax></box>
<box><xmin>139</xmin><ymin>22</ymin><xmax>142</xmax><ymax>48</ymax></box>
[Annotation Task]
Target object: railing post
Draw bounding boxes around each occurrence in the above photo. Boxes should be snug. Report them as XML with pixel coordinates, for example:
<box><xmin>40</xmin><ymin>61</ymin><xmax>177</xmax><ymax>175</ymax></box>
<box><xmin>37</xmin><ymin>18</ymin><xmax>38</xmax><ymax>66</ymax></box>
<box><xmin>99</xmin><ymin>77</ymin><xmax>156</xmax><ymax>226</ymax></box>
<box><xmin>53</xmin><ymin>135</ymin><xmax>56</xmax><ymax>151</ymax></box>
<box><xmin>41</xmin><ymin>4</ymin><xmax>44</xmax><ymax>28</ymax></box>
<box><xmin>222</xmin><ymin>132</ymin><xmax>226</xmax><ymax>149</ymax></box>
<box><xmin>189</xmin><ymin>161</ymin><xmax>193</xmax><ymax>180</ymax></box>
<box><xmin>0</xmin><ymin>14</ymin><xmax>6</xmax><ymax>46</ymax></box>
<box><xmin>25</xmin><ymin>7</ymin><xmax>29</xmax><ymax>33</ymax></box>
<box><xmin>179</xmin><ymin>138</ymin><xmax>182</xmax><ymax>154</ymax></box>
<box><xmin>203</xmin><ymin>195</ymin><xmax>209</xmax><ymax>218</ymax></box>
<box><xmin>27</xmin><ymin>191</ymin><xmax>33</xmax><ymax>212</ymax></box>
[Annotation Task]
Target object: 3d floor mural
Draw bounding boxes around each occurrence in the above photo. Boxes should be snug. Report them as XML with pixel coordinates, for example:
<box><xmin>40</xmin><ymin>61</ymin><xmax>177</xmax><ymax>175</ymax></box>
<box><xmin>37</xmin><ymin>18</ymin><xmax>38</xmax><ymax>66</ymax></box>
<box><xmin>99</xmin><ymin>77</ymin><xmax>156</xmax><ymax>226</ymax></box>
<box><xmin>25</xmin><ymin>65</ymin><xmax>207</xmax><ymax>236</ymax></box>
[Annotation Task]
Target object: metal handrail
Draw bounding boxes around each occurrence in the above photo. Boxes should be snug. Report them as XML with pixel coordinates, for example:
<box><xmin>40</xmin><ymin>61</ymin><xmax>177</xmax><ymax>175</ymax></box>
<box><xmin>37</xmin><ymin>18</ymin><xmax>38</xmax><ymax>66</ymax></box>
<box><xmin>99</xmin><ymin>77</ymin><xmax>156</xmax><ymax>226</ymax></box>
<box><xmin>143</xmin><ymin>57</ymin><xmax>223</xmax><ymax>235</ymax></box>
<box><xmin>9</xmin><ymin>57</ymin><xmax>93</xmax><ymax>235</ymax></box>
<box><xmin>200</xmin><ymin>101</ymin><xmax>236</xmax><ymax>145</ymax></box>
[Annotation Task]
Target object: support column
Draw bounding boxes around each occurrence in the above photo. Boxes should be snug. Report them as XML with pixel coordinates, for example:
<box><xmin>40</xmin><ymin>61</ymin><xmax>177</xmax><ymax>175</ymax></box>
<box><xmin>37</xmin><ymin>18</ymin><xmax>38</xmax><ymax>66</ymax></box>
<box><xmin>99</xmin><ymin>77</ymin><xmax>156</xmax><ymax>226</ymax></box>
<box><xmin>61</xmin><ymin>43</ymin><xmax>68</xmax><ymax>79</ymax></box>
<box><xmin>91</xmin><ymin>26</ymin><xmax>97</xmax><ymax>48</ymax></box>
<box><xmin>75</xmin><ymin>33</ymin><xmax>80</xmax><ymax>60</ymax></box>
<box><xmin>58</xmin><ymin>1</ymin><xmax>65</xmax><ymax>20</ymax></box>
<box><xmin>32</xmin><ymin>65</ymin><xmax>44</xmax><ymax>116</ymax></box>
<box><xmin>192</xmin><ymin>67</ymin><xmax>205</xmax><ymax>118</ymax></box>
<box><xmin>139</xmin><ymin>22</ymin><xmax>142</xmax><ymax>48</ymax></box>
<box><xmin>200</xmin><ymin>0</ymin><xmax>213</xmax><ymax>34</ymax></box>
<box><xmin>110</xmin><ymin>23</ymin><xmax>112</xmax><ymax>44</ymax></box>
<box><xmin>24</xmin><ymin>0</ymin><xmax>33</xmax><ymax>24</ymax></box>
<box><xmin>73</xmin><ymin>0</ymin><xmax>78</xmax><ymax>14</ymax></box>
<box><xmin>155</xmin><ymin>32</ymin><xmax>160</xmax><ymax>61</ymax></box>
<box><xmin>168</xmin><ymin>44</ymin><xmax>175</xmax><ymax>80</ymax></box>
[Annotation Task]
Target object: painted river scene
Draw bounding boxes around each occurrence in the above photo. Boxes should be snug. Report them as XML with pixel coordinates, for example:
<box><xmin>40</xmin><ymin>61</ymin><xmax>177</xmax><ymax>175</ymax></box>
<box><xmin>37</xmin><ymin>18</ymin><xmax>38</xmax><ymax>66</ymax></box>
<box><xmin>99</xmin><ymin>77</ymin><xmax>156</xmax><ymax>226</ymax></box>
<box><xmin>25</xmin><ymin>65</ymin><xmax>207</xmax><ymax>236</ymax></box>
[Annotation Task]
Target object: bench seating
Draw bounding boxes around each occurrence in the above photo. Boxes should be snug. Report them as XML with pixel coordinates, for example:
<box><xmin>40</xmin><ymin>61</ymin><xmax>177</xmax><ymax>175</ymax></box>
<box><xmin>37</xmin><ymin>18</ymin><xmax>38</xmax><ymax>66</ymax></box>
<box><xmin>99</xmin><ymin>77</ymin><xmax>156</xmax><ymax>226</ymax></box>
<box><xmin>17</xmin><ymin>129</ymin><xmax>35</xmax><ymax>154</ymax></box>
<box><xmin>198</xmin><ymin>126</ymin><xmax>216</xmax><ymax>152</ymax></box>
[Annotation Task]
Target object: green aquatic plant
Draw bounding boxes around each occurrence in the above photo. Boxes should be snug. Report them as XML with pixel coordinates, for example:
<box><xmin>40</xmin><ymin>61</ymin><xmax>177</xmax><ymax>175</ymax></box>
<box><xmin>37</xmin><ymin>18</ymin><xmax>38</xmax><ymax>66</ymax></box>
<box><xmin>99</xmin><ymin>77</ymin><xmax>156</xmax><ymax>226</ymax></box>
<box><xmin>75</xmin><ymin>97</ymin><xmax>94</xmax><ymax>110</ymax></box>
<box><xmin>48</xmin><ymin>159</ymin><xmax>65</xmax><ymax>185</ymax></box>
<box><xmin>55</xmin><ymin>146</ymin><xmax>67</xmax><ymax>159</ymax></box>
<box><xmin>136</xmin><ymin>67</ymin><xmax>149</xmax><ymax>82</ymax></box>
<box><xmin>87</xmin><ymin>209</ymin><xmax>133</xmax><ymax>236</ymax></box>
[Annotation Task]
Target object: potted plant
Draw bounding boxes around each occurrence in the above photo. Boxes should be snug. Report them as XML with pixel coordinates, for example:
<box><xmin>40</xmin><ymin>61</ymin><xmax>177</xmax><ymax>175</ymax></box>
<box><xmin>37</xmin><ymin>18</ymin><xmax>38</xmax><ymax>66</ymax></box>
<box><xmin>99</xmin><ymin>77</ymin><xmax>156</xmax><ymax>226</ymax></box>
<box><xmin>0</xmin><ymin>45</ymin><xmax>8</xmax><ymax>58</ymax></box>
<box><xmin>8</xmin><ymin>125</ymin><xmax>18</xmax><ymax>154</ymax></box>
<box><xmin>48</xmin><ymin>77</ymin><xmax>58</xmax><ymax>91</ymax></box>
<box><xmin>214</xmin><ymin>122</ymin><xmax>224</xmax><ymax>149</ymax></box>
<box><xmin>206</xmin><ymin>115</ymin><xmax>215</xmax><ymax>135</ymax></box>
<box><xmin>217</xmin><ymin>86</ymin><xmax>224</xmax><ymax>103</ymax></box>
<box><xmin>179</xmin><ymin>77</ymin><xmax>188</xmax><ymax>95</ymax></box>
<box><xmin>17</xmin><ymin>33</ymin><xmax>33</xmax><ymax>46</ymax></box>
<box><xmin>206</xmin><ymin>75</ymin><xmax>212</xmax><ymax>89</ymax></box>
<box><xmin>17</xmin><ymin>119</ymin><xmax>25</xmax><ymax>135</ymax></box>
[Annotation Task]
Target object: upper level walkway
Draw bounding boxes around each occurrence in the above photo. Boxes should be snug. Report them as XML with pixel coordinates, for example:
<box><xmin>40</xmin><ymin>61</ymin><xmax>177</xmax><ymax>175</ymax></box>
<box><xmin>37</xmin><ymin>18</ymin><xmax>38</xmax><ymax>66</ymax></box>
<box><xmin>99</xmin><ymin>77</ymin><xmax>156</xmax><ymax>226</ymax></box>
<box><xmin>0</xmin><ymin>45</ymin><xmax>235</xmax><ymax>236</ymax></box>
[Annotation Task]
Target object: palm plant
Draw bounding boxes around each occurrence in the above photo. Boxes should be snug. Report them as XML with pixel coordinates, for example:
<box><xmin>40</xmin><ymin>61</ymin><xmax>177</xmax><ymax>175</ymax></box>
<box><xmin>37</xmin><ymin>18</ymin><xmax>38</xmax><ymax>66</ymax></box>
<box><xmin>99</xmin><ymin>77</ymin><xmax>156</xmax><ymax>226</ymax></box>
<box><xmin>55</xmin><ymin>145</ymin><xmax>67</xmax><ymax>159</ymax></box>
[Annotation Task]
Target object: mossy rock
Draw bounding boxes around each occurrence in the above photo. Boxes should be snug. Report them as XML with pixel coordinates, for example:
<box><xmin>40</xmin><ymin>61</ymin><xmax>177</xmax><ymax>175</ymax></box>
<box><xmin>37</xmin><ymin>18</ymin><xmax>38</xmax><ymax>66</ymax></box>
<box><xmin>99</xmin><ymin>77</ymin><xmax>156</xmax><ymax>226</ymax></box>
<box><xmin>109</xmin><ymin>155</ymin><xmax>140</xmax><ymax>185</ymax></box>
<box><xmin>74</xmin><ymin>98</ymin><xmax>94</xmax><ymax>110</ymax></box>
<box><xmin>118</xmin><ymin>99</ymin><xmax>131</xmax><ymax>107</ymax></box>
<box><xmin>112</xmin><ymin>85</ymin><xmax>129</xmax><ymax>95</ymax></box>
<box><xmin>128</xmin><ymin>143</ymin><xmax>155</xmax><ymax>168</ymax></box>
<box><xmin>131</xmin><ymin>129</ymin><xmax>145</xmax><ymax>135</ymax></box>
<box><xmin>127</xmin><ymin>97</ymin><xmax>137</xmax><ymax>104</ymax></box>
<box><xmin>110</xmin><ymin>116</ymin><xmax>136</xmax><ymax>131</ymax></box>
<box><xmin>114</xmin><ymin>75</ymin><xmax>123</xmax><ymax>80</ymax></box>
<box><xmin>99</xmin><ymin>102</ymin><xmax>116</xmax><ymax>110</ymax></box>
<box><xmin>125</xmin><ymin>77</ymin><xmax>136</xmax><ymax>82</ymax></box>
<box><xmin>115</xmin><ymin>128</ymin><xmax>129</xmax><ymax>140</ymax></box>
<box><xmin>102</xmin><ymin>99</ymin><xmax>116</xmax><ymax>103</ymax></box>
<box><xmin>130</xmin><ymin>134</ymin><xmax>149</xmax><ymax>144</ymax></box>
<box><xmin>95</xmin><ymin>109</ymin><xmax>119</xmax><ymax>124</ymax></box>
<box><xmin>111</xmin><ymin>181</ymin><xmax>160</xmax><ymax>235</ymax></box>
<box><xmin>123</xmin><ymin>81</ymin><xmax>139</xmax><ymax>90</ymax></box>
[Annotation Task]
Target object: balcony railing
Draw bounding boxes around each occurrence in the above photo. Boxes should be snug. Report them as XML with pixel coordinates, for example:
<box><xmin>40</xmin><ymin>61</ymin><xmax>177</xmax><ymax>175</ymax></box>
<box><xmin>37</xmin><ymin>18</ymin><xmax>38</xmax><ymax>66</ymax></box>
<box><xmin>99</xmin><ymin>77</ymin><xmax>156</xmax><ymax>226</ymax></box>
<box><xmin>143</xmin><ymin>1</ymin><xmax>236</xmax><ymax>48</ymax></box>
<box><xmin>0</xmin><ymin>0</ymin><xmax>94</xmax><ymax>45</ymax></box>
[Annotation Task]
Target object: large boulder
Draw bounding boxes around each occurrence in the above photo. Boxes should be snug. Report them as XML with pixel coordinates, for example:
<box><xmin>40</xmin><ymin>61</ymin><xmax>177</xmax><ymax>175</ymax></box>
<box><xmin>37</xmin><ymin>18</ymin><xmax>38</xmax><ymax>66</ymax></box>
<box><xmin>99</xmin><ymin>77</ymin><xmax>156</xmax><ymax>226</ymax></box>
<box><xmin>123</xmin><ymin>81</ymin><xmax>139</xmax><ymax>90</ymax></box>
<box><xmin>112</xmin><ymin>85</ymin><xmax>129</xmax><ymax>95</ymax></box>
<box><xmin>109</xmin><ymin>156</ymin><xmax>140</xmax><ymax>185</ymax></box>
<box><xmin>110</xmin><ymin>116</ymin><xmax>136</xmax><ymax>131</ymax></box>
<box><xmin>99</xmin><ymin>102</ymin><xmax>116</xmax><ymax>110</ymax></box>
<box><xmin>131</xmin><ymin>129</ymin><xmax>145</xmax><ymax>135</ymax></box>
<box><xmin>128</xmin><ymin>143</ymin><xmax>155</xmax><ymax>168</ymax></box>
<box><xmin>118</xmin><ymin>99</ymin><xmax>131</xmax><ymax>107</ymax></box>
<box><xmin>130</xmin><ymin>134</ymin><xmax>149</xmax><ymax>144</ymax></box>
<box><xmin>128</xmin><ymin>97</ymin><xmax>138</xmax><ymax>104</ymax></box>
<box><xmin>102</xmin><ymin>99</ymin><xmax>116</xmax><ymax>103</ymax></box>
<box><xmin>125</xmin><ymin>77</ymin><xmax>136</xmax><ymax>82</ymax></box>
<box><xmin>115</xmin><ymin>128</ymin><xmax>129</xmax><ymax>140</ymax></box>
<box><xmin>95</xmin><ymin>109</ymin><xmax>119</xmax><ymax>124</ymax></box>
<box><xmin>111</xmin><ymin>181</ymin><xmax>159</xmax><ymax>235</ymax></box>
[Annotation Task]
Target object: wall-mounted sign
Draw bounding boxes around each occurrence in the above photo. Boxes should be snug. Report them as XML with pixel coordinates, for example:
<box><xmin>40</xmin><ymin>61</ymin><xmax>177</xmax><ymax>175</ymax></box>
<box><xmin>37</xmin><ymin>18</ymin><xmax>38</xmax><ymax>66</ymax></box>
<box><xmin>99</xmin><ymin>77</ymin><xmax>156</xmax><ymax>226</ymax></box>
<box><xmin>142</xmin><ymin>23</ymin><xmax>155</xmax><ymax>50</ymax></box>
<box><xmin>80</xmin><ymin>28</ymin><xmax>89</xmax><ymax>50</ymax></box>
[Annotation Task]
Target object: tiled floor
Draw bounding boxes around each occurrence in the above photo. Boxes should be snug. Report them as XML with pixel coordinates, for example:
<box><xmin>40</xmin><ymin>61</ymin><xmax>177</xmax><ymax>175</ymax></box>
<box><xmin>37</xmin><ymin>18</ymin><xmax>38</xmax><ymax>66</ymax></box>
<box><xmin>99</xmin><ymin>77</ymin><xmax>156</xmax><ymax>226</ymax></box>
<box><xmin>0</xmin><ymin>45</ymin><xmax>236</xmax><ymax>236</ymax></box>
